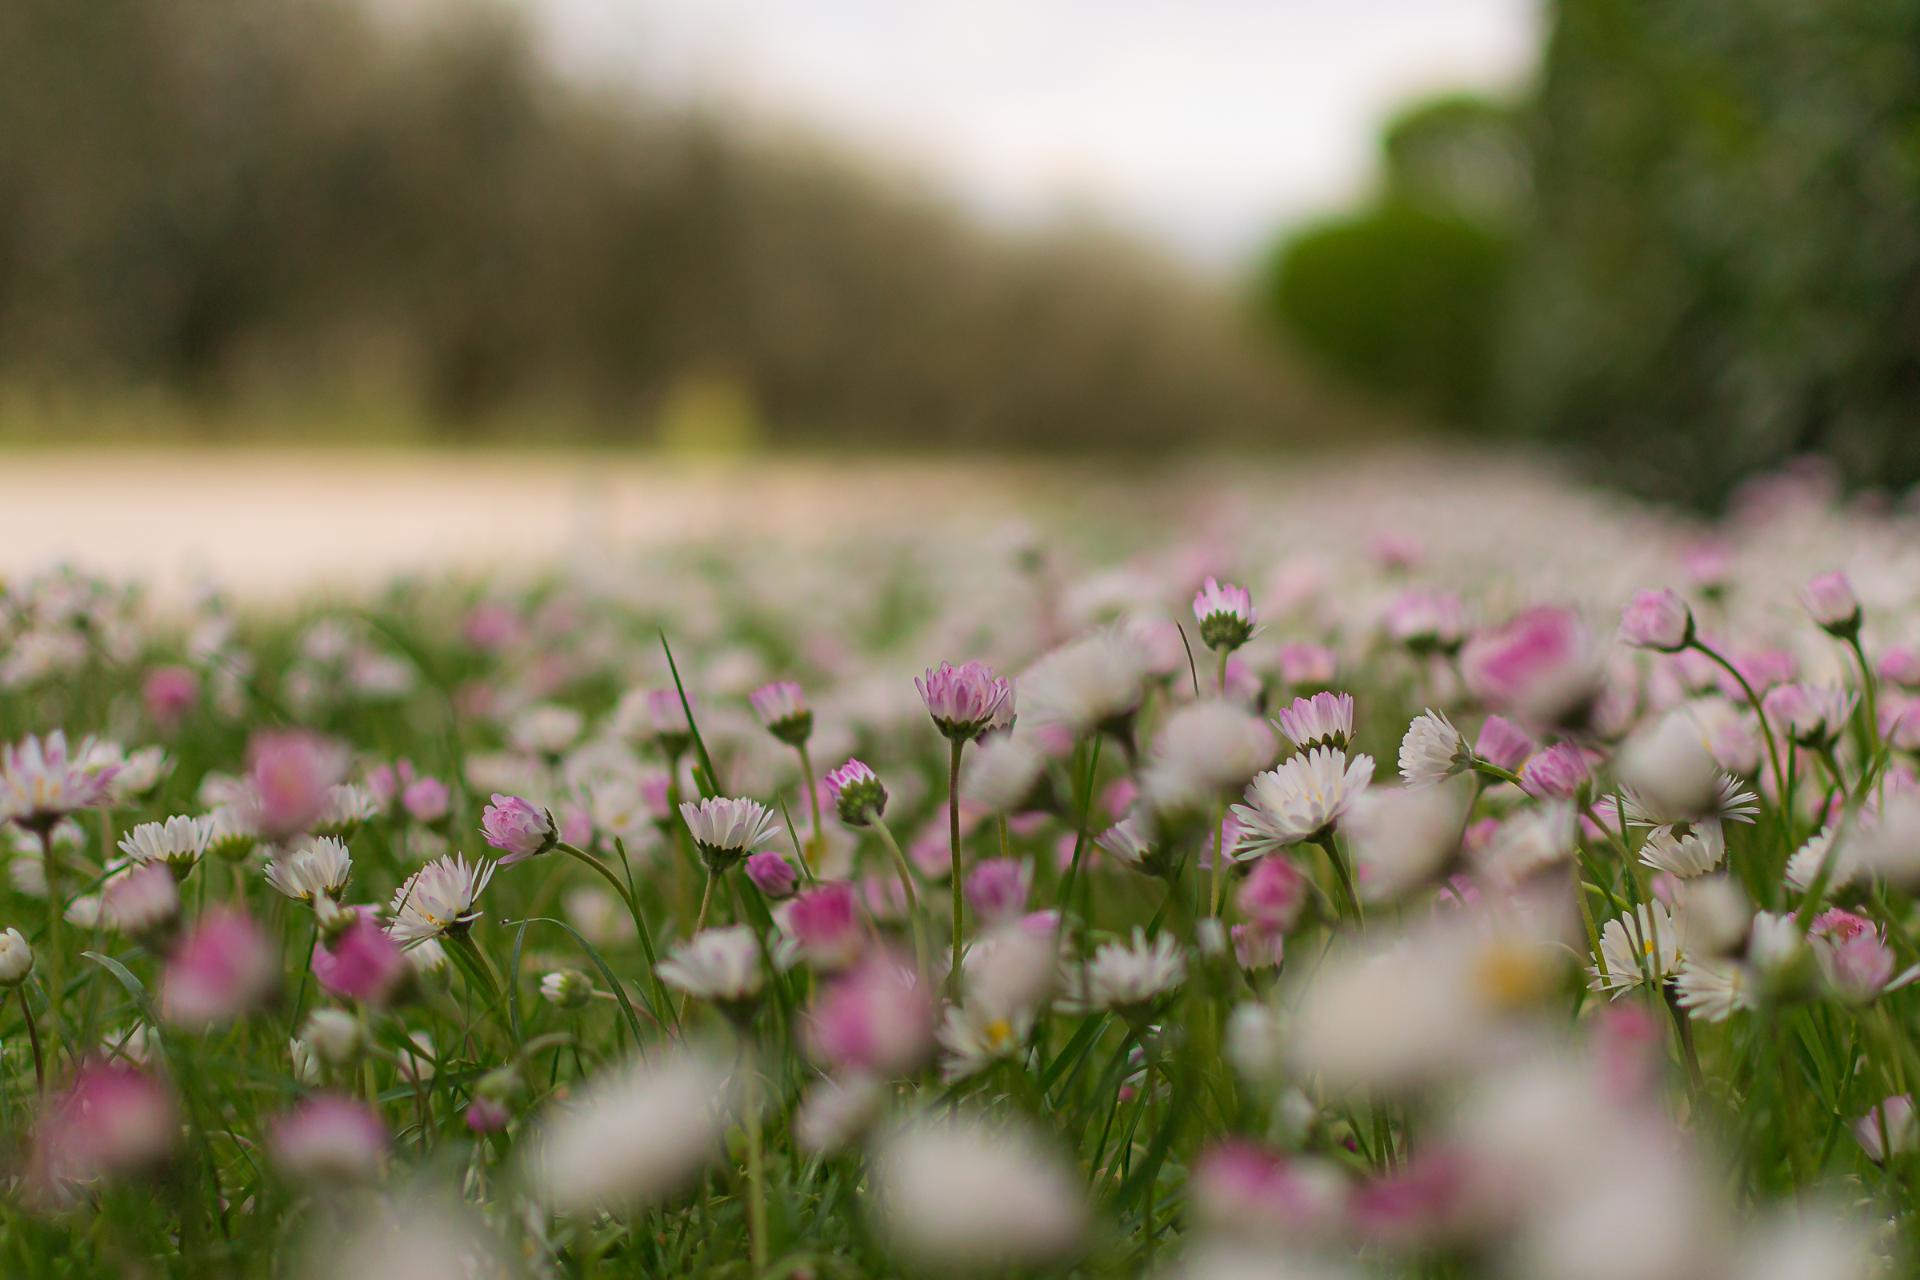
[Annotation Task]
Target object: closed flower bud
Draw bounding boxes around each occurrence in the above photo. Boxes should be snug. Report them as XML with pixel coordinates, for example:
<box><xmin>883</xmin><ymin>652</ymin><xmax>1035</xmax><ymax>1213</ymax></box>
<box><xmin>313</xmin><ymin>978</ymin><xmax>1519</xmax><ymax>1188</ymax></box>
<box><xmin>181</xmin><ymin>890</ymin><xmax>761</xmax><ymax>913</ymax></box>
<box><xmin>750</xmin><ymin>681</ymin><xmax>813</xmax><ymax>746</ymax></box>
<box><xmin>1193</xmin><ymin>577</ymin><xmax>1256</xmax><ymax>652</ymax></box>
<box><xmin>301</xmin><ymin>1008</ymin><xmax>364</xmax><ymax>1066</ymax></box>
<box><xmin>481</xmin><ymin>794</ymin><xmax>558</xmax><ymax>865</ymax></box>
<box><xmin>1801</xmin><ymin>570</ymin><xmax>1861</xmax><ymax>637</ymax></box>
<box><xmin>825</xmin><ymin>759</ymin><xmax>887</xmax><ymax>826</ymax></box>
<box><xmin>0</xmin><ymin>927</ymin><xmax>32</xmax><ymax>987</ymax></box>
<box><xmin>1618</xmin><ymin>588</ymin><xmax>1694</xmax><ymax>652</ymax></box>
<box><xmin>744</xmin><ymin>851</ymin><xmax>799</xmax><ymax>899</ymax></box>
<box><xmin>541</xmin><ymin>969</ymin><xmax>594</xmax><ymax>1009</ymax></box>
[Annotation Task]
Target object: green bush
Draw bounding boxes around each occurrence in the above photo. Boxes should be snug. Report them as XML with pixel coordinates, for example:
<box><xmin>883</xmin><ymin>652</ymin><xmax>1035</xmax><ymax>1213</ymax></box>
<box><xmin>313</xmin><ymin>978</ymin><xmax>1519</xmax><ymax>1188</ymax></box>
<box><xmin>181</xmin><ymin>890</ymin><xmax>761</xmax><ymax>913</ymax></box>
<box><xmin>1264</xmin><ymin>202</ymin><xmax>1512</xmax><ymax>425</ymax></box>
<box><xmin>1499</xmin><ymin>0</ymin><xmax>1920</xmax><ymax>507</ymax></box>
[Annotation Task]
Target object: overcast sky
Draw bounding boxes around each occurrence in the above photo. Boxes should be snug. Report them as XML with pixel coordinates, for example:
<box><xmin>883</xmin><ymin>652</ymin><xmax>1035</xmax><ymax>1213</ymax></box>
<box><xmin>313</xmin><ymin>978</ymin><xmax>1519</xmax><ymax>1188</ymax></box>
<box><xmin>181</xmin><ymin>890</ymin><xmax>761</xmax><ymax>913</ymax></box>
<box><xmin>520</xmin><ymin>1</ymin><xmax>1540</xmax><ymax>268</ymax></box>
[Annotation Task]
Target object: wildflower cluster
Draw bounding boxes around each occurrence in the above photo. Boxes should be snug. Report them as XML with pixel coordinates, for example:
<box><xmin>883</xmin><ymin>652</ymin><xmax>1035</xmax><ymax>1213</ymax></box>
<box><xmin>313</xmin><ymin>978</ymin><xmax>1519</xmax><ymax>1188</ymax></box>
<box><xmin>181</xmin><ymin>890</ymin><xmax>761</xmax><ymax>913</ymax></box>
<box><xmin>0</xmin><ymin>468</ymin><xmax>1913</xmax><ymax>1278</ymax></box>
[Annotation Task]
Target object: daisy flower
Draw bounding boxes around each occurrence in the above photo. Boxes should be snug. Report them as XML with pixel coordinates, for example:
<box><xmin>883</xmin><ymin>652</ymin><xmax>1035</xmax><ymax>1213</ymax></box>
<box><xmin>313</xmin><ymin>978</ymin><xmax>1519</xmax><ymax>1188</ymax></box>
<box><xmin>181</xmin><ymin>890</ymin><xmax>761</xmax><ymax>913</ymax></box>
<box><xmin>1021</xmin><ymin>630</ymin><xmax>1146</xmax><ymax>738</ymax></box>
<box><xmin>1674</xmin><ymin>956</ymin><xmax>1756</xmax><ymax>1022</ymax></box>
<box><xmin>1274</xmin><ymin>691</ymin><xmax>1354</xmax><ymax>752</ymax></box>
<box><xmin>117</xmin><ymin>814</ymin><xmax>212</xmax><ymax>876</ymax></box>
<box><xmin>1398</xmin><ymin>710</ymin><xmax>1470</xmax><ymax>787</ymax></box>
<box><xmin>680</xmin><ymin>796</ymin><xmax>781</xmax><ymax>872</ymax></box>
<box><xmin>387</xmin><ymin>853</ymin><xmax>495</xmax><ymax>944</ymax></box>
<box><xmin>1095</xmin><ymin>815</ymin><xmax>1172</xmax><ymax>878</ymax></box>
<box><xmin>1067</xmin><ymin>929</ymin><xmax>1186</xmax><ymax>1015</ymax></box>
<box><xmin>1233</xmin><ymin>747</ymin><xmax>1375</xmax><ymax>851</ymax></box>
<box><xmin>915</xmin><ymin>661</ymin><xmax>1014</xmax><ymax>742</ymax></box>
<box><xmin>1192</xmin><ymin>577</ymin><xmax>1255</xmax><ymax>652</ymax></box>
<box><xmin>1638</xmin><ymin>822</ymin><xmax>1726</xmax><ymax>879</ymax></box>
<box><xmin>1590</xmin><ymin>902</ymin><xmax>1682</xmax><ymax>994</ymax></box>
<box><xmin>1</xmin><ymin>731</ymin><xmax>119</xmax><ymax>832</ymax></box>
<box><xmin>264</xmin><ymin>836</ymin><xmax>354</xmax><ymax>904</ymax></box>
<box><xmin>749</xmin><ymin>680</ymin><xmax>812</xmax><ymax>746</ymax></box>
<box><xmin>938</xmin><ymin>1001</ymin><xmax>1034</xmax><ymax>1082</ymax></box>
<box><xmin>656</xmin><ymin>925</ymin><xmax>766</xmax><ymax>1011</ymax></box>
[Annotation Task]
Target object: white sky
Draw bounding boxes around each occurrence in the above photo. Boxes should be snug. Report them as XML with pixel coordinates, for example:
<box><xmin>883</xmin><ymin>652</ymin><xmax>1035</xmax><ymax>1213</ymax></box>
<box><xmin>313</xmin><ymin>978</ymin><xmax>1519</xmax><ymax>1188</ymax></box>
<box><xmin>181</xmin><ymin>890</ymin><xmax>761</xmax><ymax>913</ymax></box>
<box><xmin>522</xmin><ymin>0</ymin><xmax>1541</xmax><ymax>268</ymax></box>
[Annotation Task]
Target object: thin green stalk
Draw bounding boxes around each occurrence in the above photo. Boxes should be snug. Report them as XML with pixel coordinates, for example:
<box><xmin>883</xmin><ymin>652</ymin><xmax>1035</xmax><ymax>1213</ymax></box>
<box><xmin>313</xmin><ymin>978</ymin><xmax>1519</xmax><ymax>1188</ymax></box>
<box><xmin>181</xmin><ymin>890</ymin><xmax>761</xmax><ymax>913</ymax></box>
<box><xmin>558</xmin><ymin>842</ymin><xmax>675</xmax><ymax>1031</ymax></box>
<box><xmin>1315</xmin><ymin>833</ymin><xmax>1363</xmax><ymax>928</ymax></box>
<box><xmin>740</xmin><ymin>1045</ymin><xmax>768</xmax><ymax>1275</ymax></box>
<box><xmin>17</xmin><ymin>987</ymin><xmax>43</xmax><ymax>1095</ymax></box>
<box><xmin>797</xmin><ymin>741</ymin><xmax>822</xmax><ymax>861</ymax></box>
<box><xmin>38</xmin><ymin>827</ymin><xmax>64</xmax><ymax>1049</ymax></box>
<box><xmin>1690</xmin><ymin>638</ymin><xmax>1788</xmax><ymax>818</ymax></box>
<box><xmin>870</xmin><ymin>815</ymin><xmax>929</xmax><ymax>974</ymax></box>
<box><xmin>947</xmin><ymin>738</ymin><xmax>966</xmax><ymax>998</ymax></box>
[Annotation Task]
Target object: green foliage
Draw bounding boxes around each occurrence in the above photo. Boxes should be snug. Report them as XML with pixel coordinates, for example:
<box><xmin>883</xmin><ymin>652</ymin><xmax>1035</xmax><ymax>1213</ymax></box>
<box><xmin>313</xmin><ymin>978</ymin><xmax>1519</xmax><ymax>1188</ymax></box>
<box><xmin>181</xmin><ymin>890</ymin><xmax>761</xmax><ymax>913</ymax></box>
<box><xmin>1264</xmin><ymin>201</ymin><xmax>1512</xmax><ymax>424</ymax></box>
<box><xmin>1261</xmin><ymin>94</ymin><xmax>1521</xmax><ymax>426</ymax></box>
<box><xmin>1500</xmin><ymin>0</ymin><xmax>1920</xmax><ymax>507</ymax></box>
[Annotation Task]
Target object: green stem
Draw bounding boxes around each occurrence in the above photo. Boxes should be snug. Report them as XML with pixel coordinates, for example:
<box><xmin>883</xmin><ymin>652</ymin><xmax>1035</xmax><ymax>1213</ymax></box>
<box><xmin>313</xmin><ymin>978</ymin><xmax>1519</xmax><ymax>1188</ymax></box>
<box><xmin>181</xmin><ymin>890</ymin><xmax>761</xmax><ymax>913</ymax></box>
<box><xmin>558</xmin><ymin>842</ymin><xmax>675</xmax><ymax>1031</ymax></box>
<box><xmin>1689</xmin><ymin>638</ymin><xmax>1787</xmax><ymax>815</ymax></box>
<box><xmin>38</xmin><ymin>827</ymin><xmax>64</xmax><ymax>1050</ymax></box>
<box><xmin>742</xmin><ymin>1050</ymin><xmax>768</xmax><ymax>1275</ymax></box>
<box><xmin>870</xmin><ymin>815</ymin><xmax>929</xmax><ymax>975</ymax></box>
<box><xmin>798</xmin><ymin>742</ymin><xmax>822</xmax><ymax>864</ymax></box>
<box><xmin>18</xmin><ymin>987</ymin><xmax>44</xmax><ymax>1095</ymax></box>
<box><xmin>1315</xmin><ymin>833</ymin><xmax>1363</xmax><ymax>928</ymax></box>
<box><xmin>947</xmin><ymin>738</ymin><xmax>966</xmax><ymax>999</ymax></box>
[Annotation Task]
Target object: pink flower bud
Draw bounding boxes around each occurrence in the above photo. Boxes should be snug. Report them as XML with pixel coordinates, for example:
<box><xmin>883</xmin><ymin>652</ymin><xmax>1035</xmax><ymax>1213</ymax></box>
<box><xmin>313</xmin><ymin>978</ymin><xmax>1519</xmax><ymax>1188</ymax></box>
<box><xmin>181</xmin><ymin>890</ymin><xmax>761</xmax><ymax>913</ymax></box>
<box><xmin>1618</xmin><ymin>588</ymin><xmax>1693</xmax><ymax>651</ymax></box>
<box><xmin>803</xmin><ymin>956</ymin><xmax>934</xmax><ymax>1076</ymax></box>
<box><xmin>964</xmin><ymin>859</ymin><xmax>1030</xmax><ymax>925</ymax></box>
<box><xmin>248</xmin><ymin>731</ymin><xmax>348</xmax><ymax>839</ymax></box>
<box><xmin>401</xmin><ymin>776</ymin><xmax>450</xmax><ymax>825</ymax></box>
<box><xmin>480</xmin><ymin>793</ymin><xmax>557</xmax><ymax>864</ymax></box>
<box><xmin>142</xmin><ymin>666</ymin><xmax>199</xmax><ymax>733</ymax></box>
<box><xmin>783</xmin><ymin>882</ymin><xmax>863</xmax><ymax>970</ymax></box>
<box><xmin>1801</xmin><ymin>570</ymin><xmax>1861</xmax><ymax>635</ymax></box>
<box><xmin>745</xmin><ymin>851</ymin><xmax>799</xmax><ymax>900</ymax></box>
<box><xmin>312</xmin><ymin>912</ymin><xmax>410</xmax><ymax>1006</ymax></box>
<box><xmin>1236</xmin><ymin>856</ymin><xmax>1307</xmax><ymax>933</ymax></box>
<box><xmin>31</xmin><ymin>1063</ymin><xmax>177</xmax><ymax>1192</ymax></box>
<box><xmin>1473</xmin><ymin>715</ymin><xmax>1535</xmax><ymax>774</ymax></box>
<box><xmin>270</xmin><ymin>1094</ymin><xmax>387</xmax><ymax>1184</ymax></box>
<box><xmin>162</xmin><ymin>909</ymin><xmax>277</xmax><ymax>1029</ymax></box>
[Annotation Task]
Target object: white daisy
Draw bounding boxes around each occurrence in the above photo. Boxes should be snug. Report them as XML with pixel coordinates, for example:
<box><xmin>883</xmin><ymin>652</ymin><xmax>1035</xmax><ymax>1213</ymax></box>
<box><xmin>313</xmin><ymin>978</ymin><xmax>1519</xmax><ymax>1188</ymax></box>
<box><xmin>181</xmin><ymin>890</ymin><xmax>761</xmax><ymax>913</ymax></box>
<box><xmin>387</xmin><ymin>853</ymin><xmax>495</xmax><ymax>944</ymax></box>
<box><xmin>656</xmin><ymin>926</ymin><xmax>766</xmax><ymax>1007</ymax></box>
<box><xmin>938</xmin><ymin>1001</ymin><xmax>1034</xmax><ymax>1082</ymax></box>
<box><xmin>117</xmin><ymin>814</ymin><xmax>212</xmax><ymax>873</ymax></box>
<box><xmin>1020</xmin><ymin>629</ymin><xmax>1148</xmax><ymax>737</ymax></box>
<box><xmin>1094</xmin><ymin>815</ymin><xmax>1168</xmax><ymax>877</ymax></box>
<box><xmin>1146</xmin><ymin>700</ymin><xmax>1277</xmax><ymax>794</ymax></box>
<box><xmin>1273</xmin><ymin>691</ymin><xmax>1354</xmax><ymax>752</ymax></box>
<box><xmin>1673</xmin><ymin>956</ymin><xmax>1755</xmax><ymax>1022</ymax></box>
<box><xmin>1590</xmin><ymin>902</ymin><xmax>1682</xmax><ymax>993</ymax></box>
<box><xmin>959</xmin><ymin>735</ymin><xmax>1048</xmax><ymax>814</ymax></box>
<box><xmin>511</xmin><ymin>703</ymin><xmax>586</xmax><ymax>757</ymax></box>
<box><xmin>522</xmin><ymin>1044</ymin><xmax>737</xmax><ymax>1215</ymax></box>
<box><xmin>1784</xmin><ymin>826</ymin><xmax>1851</xmax><ymax>893</ymax></box>
<box><xmin>1066</xmin><ymin>929</ymin><xmax>1185</xmax><ymax>1014</ymax></box>
<box><xmin>1639</xmin><ymin>821</ymin><xmax>1726</xmax><ymax>879</ymax></box>
<box><xmin>1476</xmin><ymin>802</ymin><xmax>1576</xmax><ymax>885</ymax></box>
<box><xmin>313</xmin><ymin>783</ymin><xmax>379</xmax><ymax>837</ymax></box>
<box><xmin>1397</xmin><ymin>709</ymin><xmax>1470</xmax><ymax>787</ymax></box>
<box><xmin>264</xmin><ymin>836</ymin><xmax>355</xmax><ymax>903</ymax></box>
<box><xmin>1232</xmin><ymin>747</ymin><xmax>1375</xmax><ymax>850</ymax></box>
<box><xmin>1621</xmin><ymin>772</ymin><xmax>1758</xmax><ymax>829</ymax></box>
<box><xmin>678</xmin><ymin>796</ymin><xmax>780</xmax><ymax>870</ymax></box>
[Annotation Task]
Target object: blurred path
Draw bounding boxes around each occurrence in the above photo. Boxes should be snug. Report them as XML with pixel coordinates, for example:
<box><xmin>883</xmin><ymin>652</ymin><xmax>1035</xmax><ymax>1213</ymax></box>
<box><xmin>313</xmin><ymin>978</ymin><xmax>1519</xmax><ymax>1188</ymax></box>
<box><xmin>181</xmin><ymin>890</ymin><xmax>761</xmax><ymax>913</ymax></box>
<box><xmin>0</xmin><ymin>449</ymin><xmax>1104</xmax><ymax>601</ymax></box>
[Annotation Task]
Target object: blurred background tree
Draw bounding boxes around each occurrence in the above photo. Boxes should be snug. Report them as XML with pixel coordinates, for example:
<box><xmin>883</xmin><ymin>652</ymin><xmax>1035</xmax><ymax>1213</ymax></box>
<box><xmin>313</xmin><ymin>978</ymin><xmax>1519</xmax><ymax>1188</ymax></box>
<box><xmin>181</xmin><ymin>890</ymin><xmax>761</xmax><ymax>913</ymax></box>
<box><xmin>0</xmin><ymin>0</ymin><xmax>1302</xmax><ymax>451</ymax></box>
<box><xmin>1260</xmin><ymin>94</ymin><xmax>1523</xmax><ymax>426</ymax></box>
<box><xmin>1265</xmin><ymin>0</ymin><xmax>1920</xmax><ymax>508</ymax></box>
